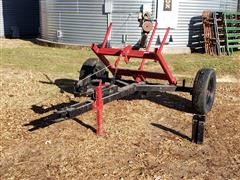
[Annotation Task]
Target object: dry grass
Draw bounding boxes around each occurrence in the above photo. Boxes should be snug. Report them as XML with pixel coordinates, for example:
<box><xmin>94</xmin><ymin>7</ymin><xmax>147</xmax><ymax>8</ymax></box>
<box><xmin>1</xmin><ymin>39</ymin><xmax>240</xmax><ymax>79</ymax></box>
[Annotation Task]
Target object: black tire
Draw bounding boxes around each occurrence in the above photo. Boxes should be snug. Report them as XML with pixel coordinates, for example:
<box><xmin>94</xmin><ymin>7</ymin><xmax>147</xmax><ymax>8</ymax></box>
<box><xmin>192</xmin><ymin>68</ymin><xmax>216</xmax><ymax>114</ymax></box>
<box><xmin>79</xmin><ymin>58</ymin><xmax>108</xmax><ymax>80</ymax></box>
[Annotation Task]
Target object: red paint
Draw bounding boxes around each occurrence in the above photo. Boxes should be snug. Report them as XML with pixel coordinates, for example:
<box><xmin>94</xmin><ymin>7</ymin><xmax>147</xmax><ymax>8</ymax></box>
<box><xmin>91</xmin><ymin>23</ymin><xmax>177</xmax><ymax>85</ymax></box>
<box><xmin>157</xmin><ymin>27</ymin><xmax>170</xmax><ymax>54</ymax></box>
<box><xmin>94</xmin><ymin>81</ymin><xmax>104</xmax><ymax>136</ymax></box>
<box><xmin>139</xmin><ymin>22</ymin><xmax>158</xmax><ymax>72</ymax></box>
<box><xmin>102</xmin><ymin>22</ymin><xmax>112</xmax><ymax>48</ymax></box>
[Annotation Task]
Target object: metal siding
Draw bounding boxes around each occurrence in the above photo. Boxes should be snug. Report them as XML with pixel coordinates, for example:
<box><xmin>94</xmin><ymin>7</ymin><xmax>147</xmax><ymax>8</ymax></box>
<box><xmin>111</xmin><ymin>0</ymin><xmax>155</xmax><ymax>47</ymax></box>
<box><xmin>220</xmin><ymin>0</ymin><xmax>238</xmax><ymax>11</ymax></box>
<box><xmin>175</xmin><ymin>0</ymin><xmax>237</xmax><ymax>48</ymax></box>
<box><xmin>39</xmin><ymin>0</ymin><xmax>238</xmax><ymax>50</ymax></box>
<box><xmin>40</xmin><ymin>0</ymin><xmax>48</xmax><ymax>40</ymax></box>
<box><xmin>1</xmin><ymin>0</ymin><xmax>39</xmax><ymax>37</ymax></box>
<box><xmin>40</xmin><ymin>0</ymin><xmax>107</xmax><ymax>45</ymax></box>
<box><xmin>238</xmin><ymin>0</ymin><xmax>240</xmax><ymax>11</ymax></box>
<box><xmin>0</xmin><ymin>0</ymin><xmax>4</xmax><ymax>37</ymax></box>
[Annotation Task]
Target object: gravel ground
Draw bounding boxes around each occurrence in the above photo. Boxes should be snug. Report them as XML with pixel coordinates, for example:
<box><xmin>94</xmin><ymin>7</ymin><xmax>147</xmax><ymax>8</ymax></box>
<box><xmin>0</xmin><ymin>67</ymin><xmax>240</xmax><ymax>179</ymax></box>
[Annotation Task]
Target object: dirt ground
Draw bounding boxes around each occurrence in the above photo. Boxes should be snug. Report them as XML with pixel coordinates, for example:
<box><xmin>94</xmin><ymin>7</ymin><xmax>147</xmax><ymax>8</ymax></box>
<box><xmin>0</xmin><ymin>66</ymin><xmax>240</xmax><ymax>179</ymax></box>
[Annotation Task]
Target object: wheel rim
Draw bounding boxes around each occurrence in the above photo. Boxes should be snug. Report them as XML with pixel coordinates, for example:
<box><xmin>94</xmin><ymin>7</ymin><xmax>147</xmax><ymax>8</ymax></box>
<box><xmin>206</xmin><ymin>77</ymin><xmax>215</xmax><ymax>108</ymax></box>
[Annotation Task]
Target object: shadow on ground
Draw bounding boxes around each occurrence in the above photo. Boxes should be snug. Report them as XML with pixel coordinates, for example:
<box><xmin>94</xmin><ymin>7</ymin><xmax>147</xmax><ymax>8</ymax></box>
<box><xmin>124</xmin><ymin>93</ymin><xmax>193</xmax><ymax>142</ymax></box>
<box><xmin>151</xmin><ymin>123</ymin><xmax>192</xmax><ymax>141</ymax></box>
<box><xmin>39</xmin><ymin>74</ymin><xmax>78</xmax><ymax>94</ymax></box>
<box><xmin>124</xmin><ymin>92</ymin><xmax>193</xmax><ymax>114</ymax></box>
<box><xmin>31</xmin><ymin>100</ymin><xmax>78</xmax><ymax>114</ymax></box>
<box><xmin>24</xmin><ymin>115</ymin><xmax>96</xmax><ymax>133</ymax></box>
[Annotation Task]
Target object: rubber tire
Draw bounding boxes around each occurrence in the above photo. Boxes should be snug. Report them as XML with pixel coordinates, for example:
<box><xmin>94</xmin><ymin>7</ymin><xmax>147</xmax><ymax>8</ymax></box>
<box><xmin>192</xmin><ymin>68</ymin><xmax>216</xmax><ymax>115</ymax></box>
<box><xmin>79</xmin><ymin>58</ymin><xmax>107</xmax><ymax>80</ymax></box>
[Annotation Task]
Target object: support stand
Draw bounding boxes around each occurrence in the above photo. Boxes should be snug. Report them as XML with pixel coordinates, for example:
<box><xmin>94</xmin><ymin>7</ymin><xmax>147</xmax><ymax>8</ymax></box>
<box><xmin>93</xmin><ymin>81</ymin><xmax>104</xmax><ymax>136</ymax></box>
<box><xmin>192</xmin><ymin>114</ymin><xmax>206</xmax><ymax>144</ymax></box>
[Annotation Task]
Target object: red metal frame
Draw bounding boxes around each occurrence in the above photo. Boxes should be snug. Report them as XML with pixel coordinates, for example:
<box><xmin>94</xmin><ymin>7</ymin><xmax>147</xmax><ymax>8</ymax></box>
<box><xmin>93</xmin><ymin>81</ymin><xmax>104</xmax><ymax>136</ymax></box>
<box><xmin>91</xmin><ymin>22</ymin><xmax>177</xmax><ymax>85</ymax></box>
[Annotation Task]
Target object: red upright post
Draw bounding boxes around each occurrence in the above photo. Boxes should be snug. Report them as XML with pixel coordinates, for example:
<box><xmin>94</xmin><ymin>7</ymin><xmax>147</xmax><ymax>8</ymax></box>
<box><xmin>139</xmin><ymin>22</ymin><xmax>158</xmax><ymax>71</ymax></box>
<box><xmin>101</xmin><ymin>22</ymin><xmax>113</xmax><ymax>49</ymax></box>
<box><xmin>136</xmin><ymin>22</ymin><xmax>158</xmax><ymax>82</ymax></box>
<box><xmin>157</xmin><ymin>27</ymin><xmax>170</xmax><ymax>54</ymax></box>
<box><xmin>94</xmin><ymin>81</ymin><xmax>104</xmax><ymax>136</ymax></box>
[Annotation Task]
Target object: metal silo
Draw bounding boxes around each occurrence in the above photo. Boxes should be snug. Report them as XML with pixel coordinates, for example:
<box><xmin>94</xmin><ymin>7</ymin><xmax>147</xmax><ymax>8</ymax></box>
<box><xmin>238</xmin><ymin>0</ymin><xmax>240</xmax><ymax>11</ymax></box>
<box><xmin>39</xmin><ymin>0</ymin><xmax>238</xmax><ymax>53</ymax></box>
<box><xmin>1</xmin><ymin>0</ymin><xmax>39</xmax><ymax>38</ymax></box>
<box><xmin>39</xmin><ymin>0</ymin><xmax>154</xmax><ymax>46</ymax></box>
<box><xmin>40</xmin><ymin>0</ymin><xmax>108</xmax><ymax>45</ymax></box>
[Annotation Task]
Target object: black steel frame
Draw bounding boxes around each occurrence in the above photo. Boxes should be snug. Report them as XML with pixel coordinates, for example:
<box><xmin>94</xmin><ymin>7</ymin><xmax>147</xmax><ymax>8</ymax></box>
<box><xmin>57</xmin><ymin>79</ymin><xmax>192</xmax><ymax>120</ymax></box>
<box><xmin>27</xmin><ymin>78</ymin><xmax>206</xmax><ymax>144</ymax></box>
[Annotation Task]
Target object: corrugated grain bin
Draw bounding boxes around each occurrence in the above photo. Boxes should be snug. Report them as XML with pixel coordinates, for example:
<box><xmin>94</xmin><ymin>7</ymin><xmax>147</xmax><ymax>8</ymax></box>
<box><xmin>39</xmin><ymin>0</ymin><xmax>238</xmax><ymax>53</ymax></box>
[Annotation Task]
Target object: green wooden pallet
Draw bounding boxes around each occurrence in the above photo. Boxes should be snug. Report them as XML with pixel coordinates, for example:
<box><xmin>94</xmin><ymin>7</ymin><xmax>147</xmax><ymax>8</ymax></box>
<box><xmin>222</xmin><ymin>11</ymin><xmax>240</xmax><ymax>55</ymax></box>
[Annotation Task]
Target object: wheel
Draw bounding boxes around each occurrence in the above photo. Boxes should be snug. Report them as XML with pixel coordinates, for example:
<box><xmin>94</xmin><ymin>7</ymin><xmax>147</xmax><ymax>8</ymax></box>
<box><xmin>79</xmin><ymin>58</ymin><xmax>108</xmax><ymax>80</ymax></box>
<box><xmin>75</xmin><ymin>58</ymin><xmax>108</xmax><ymax>94</ymax></box>
<box><xmin>192</xmin><ymin>68</ymin><xmax>216</xmax><ymax>114</ymax></box>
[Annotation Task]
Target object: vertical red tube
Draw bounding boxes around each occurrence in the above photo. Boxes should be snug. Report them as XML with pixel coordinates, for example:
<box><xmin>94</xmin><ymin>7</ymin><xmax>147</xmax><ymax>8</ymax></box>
<box><xmin>139</xmin><ymin>22</ymin><xmax>158</xmax><ymax>72</ymax></box>
<box><xmin>95</xmin><ymin>81</ymin><xmax>104</xmax><ymax>136</ymax></box>
<box><xmin>102</xmin><ymin>22</ymin><xmax>113</xmax><ymax>49</ymax></box>
<box><xmin>157</xmin><ymin>27</ymin><xmax>170</xmax><ymax>54</ymax></box>
<box><xmin>155</xmin><ymin>27</ymin><xmax>177</xmax><ymax>85</ymax></box>
<box><xmin>146</xmin><ymin>21</ymin><xmax>158</xmax><ymax>51</ymax></box>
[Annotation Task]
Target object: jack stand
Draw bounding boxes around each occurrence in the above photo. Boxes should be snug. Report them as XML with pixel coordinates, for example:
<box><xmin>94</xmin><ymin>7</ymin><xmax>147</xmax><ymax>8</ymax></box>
<box><xmin>192</xmin><ymin>114</ymin><xmax>206</xmax><ymax>144</ymax></box>
<box><xmin>93</xmin><ymin>81</ymin><xmax>104</xmax><ymax>136</ymax></box>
